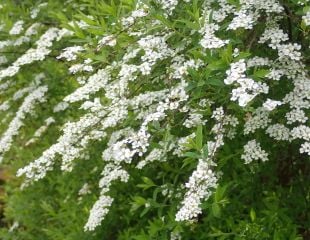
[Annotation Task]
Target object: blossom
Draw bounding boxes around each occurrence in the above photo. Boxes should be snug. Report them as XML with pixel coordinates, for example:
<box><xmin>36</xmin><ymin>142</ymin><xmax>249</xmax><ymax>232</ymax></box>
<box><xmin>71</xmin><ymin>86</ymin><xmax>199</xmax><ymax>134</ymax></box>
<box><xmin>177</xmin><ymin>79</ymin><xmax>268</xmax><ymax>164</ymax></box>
<box><xmin>200</xmin><ymin>23</ymin><xmax>229</xmax><ymax>49</ymax></box>
<box><xmin>84</xmin><ymin>195</ymin><xmax>114</xmax><ymax>231</ymax></box>
<box><xmin>266</xmin><ymin>124</ymin><xmax>291</xmax><ymax>141</ymax></box>
<box><xmin>9</xmin><ymin>20</ymin><xmax>24</xmax><ymax>35</ymax></box>
<box><xmin>0</xmin><ymin>86</ymin><xmax>48</xmax><ymax>158</ymax></box>
<box><xmin>263</xmin><ymin>99</ymin><xmax>282</xmax><ymax>111</ymax></box>
<box><xmin>224</xmin><ymin>60</ymin><xmax>269</xmax><ymax>106</ymax></box>
<box><xmin>244</xmin><ymin>107</ymin><xmax>271</xmax><ymax>134</ymax></box>
<box><xmin>302</xmin><ymin>11</ymin><xmax>310</xmax><ymax>26</ymax></box>
<box><xmin>241</xmin><ymin>140</ymin><xmax>268</xmax><ymax>164</ymax></box>
<box><xmin>57</xmin><ymin>46</ymin><xmax>84</xmax><ymax>61</ymax></box>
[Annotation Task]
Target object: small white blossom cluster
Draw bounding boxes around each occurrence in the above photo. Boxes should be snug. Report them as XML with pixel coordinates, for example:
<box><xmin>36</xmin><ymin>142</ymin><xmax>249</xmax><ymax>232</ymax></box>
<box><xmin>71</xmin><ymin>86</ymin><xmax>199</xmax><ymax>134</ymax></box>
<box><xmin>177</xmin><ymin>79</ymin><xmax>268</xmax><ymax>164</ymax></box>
<box><xmin>0</xmin><ymin>100</ymin><xmax>10</xmax><ymax>111</ymax></box>
<box><xmin>244</xmin><ymin>107</ymin><xmax>271</xmax><ymax>134</ymax></box>
<box><xmin>30</xmin><ymin>3</ymin><xmax>47</xmax><ymax>19</ymax></box>
<box><xmin>78</xmin><ymin>183</ymin><xmax>91</xmax><ymax>196</ymax></box>
<box><xmin>241</xmin><ymin>140</ymin><xmax>268</xmax><ymax>164</ymax></box>
<box><xmin>0</xmin><ymin>23</ymin><xmax>41</xmax><ymax>51</ymax></box>
<box><xmin>12</xmin><ymin>74</ymin><xmax>44</xmax><ymax>100</ymax></box>
<box><xmin>156</xmin><ymin>0</ymin><xmax>179</xmax><ymax>15</ymax></box>
<box><xmin>53</xmin><ymin>101</ymin><xmax>69</xmax><ymax>113</ymax></box>
<box><xmin>84</xmin><ymin>195</ymin><xmax>114</xmax><ymax>231</ymax></box>
<box><xmin>136</xmin><ymin>148</ymin><xmax>165</xmax><ymax>169</ymax></box>
<box><xmin>266</xmin><ymin>68</ymin><xmax>284</xmax><ymax>81</ymax></box>
<box><xmin>170</xmin><ymin>57</ymin><xmax>203</xmax><ymax>79</ymax></box>
<box><xmin>227</xmin><ymin>0</ymin><xmax>283</xmax><ymax>30</ymax></box>
<box><xmin>260</xmin><ymin>25</ymin><xmax>302</xmax><ymax>61</ymax></box>
<box><xmin>277</xmin><ymin>43</ymin><xmax>302</xmax><ymax>61</ymax></box>
<box><xmin>16</xmin><ymin>112</ymin><xmax>103</xmax><ymax>182</ymax></box>
<box><xmin>300</xmin><ymin>142</ymin><xmax>310</xmax><ymax>155</ymax></box>
<box><xmin>263</xmin><ymin>99</ymin><xmax>282</xmax><ymax>111</ymax></box>
<box><xmin>259</xmin><ymin>26</ymin><xmax>289</xmax><ymax>49</ymax></box>
<box><xmin>228</xmin><ymin>9</ymin><xmax>256</xmax><ymax>30</ymax></box>
<box><xmin>121</xmin><ymin>8</ymin><xmax>149</xmax><ymax>27</ymax></box>
<box><xmin>64</xmin><ymin>68</ymin><xmax>111</xmax><ymax>102</ymax></box>
<box><xmin>224</xmin><ymin>59</ymin><xmax>269</xmax><ymax>106</ymax></box>
<box><xmin>200</xmin><ymin>23</ymin><xmax>229</xmax><ymax>49</ymax></box>
<box><xmin>98</xmin><ymin>35</ymin><xmax>117</xmax><ymax>48</ymax></box>
<box><xmin>138</xmin><ymin>34</ymin><xmax>173</xmax><ymax>75</ymax></box>
<box><xmin>176</xmin><ymin>107</ymin><xmax>238</xmax><ymax>222</ymax></box>
<box><xmin>173</xmin><ymin>133</ymin><xmax>196</xmax><ymax>157</ymax></box>
<box><xmin>286</xmin><ymin>109</ymin><xmax>308</xmax><ymax>124</ymax></box>
<box><xmin>9</xmin><ymin>20</ymin><xmax>24</xmax><ymax>35</ymax></box>
<box><xmin>291</xmin><ymin>125</ymin><xmax>310</xmax><ymax>142</ymax></box>
<box><xmin>84</xmin><ymin>163</ymin><xmax>129</xmax><ymax>231</ymax></box>
<box><xmin>183</xmin><ymin>112</ymin><xmax>206</xmax><ymax>128</ymax></box>
<box><xmin>175</xmin><ymin>159</ymin><xmax>218</xmax><ymax>221</ymax></box>
<box><xmin>170</xmin><ymin>231</ymin><xmax>182</xmax><ymax>240</ymax></box>
<box><xmin>8</xmin><ymin>221</ymin><xmax>19</xmax><ymax>232</ymax></box>
<box><xmin>291</xmin><ymin>126</ymin><xmax>310</xmax><ymax>155</ymax></box>
<box><xmin>302</xmin><ymin>11</ymin><xmax>310</xmax><ymax>26</ymax></box>
<box><xmin>0</xmin><ymin>27</ymin><xmax>71</xmax><ymax>82</ymax></box>
<box><xmin>57</xmin><ymin>46</ymin><xmax>84</xmax><ymax>61</ymax></box>
<box><xmin>69</xmin><ymin>59</ymin><xmax>93</xmax><ymax>74</ymax></box>
<box><xmin>25</xmin><ymin>23</ymin><xmax>41</xmax><ymax>36</ymax></box>
<box><xmin>0</xmin><ymin>86</ymin><xmax>48</xmax><ymax>160</ymax></box>
<box><xmin>266</xmin><ymin>124</ymin><xmax>291</xmax><ymax>141</ymax></box>
<box><xmin>247</xmin><ymin>57</ymin><xmax>270</xmax><ymax>68</ymax></box>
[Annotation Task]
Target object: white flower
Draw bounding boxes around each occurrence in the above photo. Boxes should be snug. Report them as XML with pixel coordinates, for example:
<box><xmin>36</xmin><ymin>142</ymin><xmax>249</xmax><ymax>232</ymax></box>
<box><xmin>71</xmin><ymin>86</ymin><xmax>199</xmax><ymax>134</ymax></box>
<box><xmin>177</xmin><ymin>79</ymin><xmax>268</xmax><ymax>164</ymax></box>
<box><xmin>98</xmin><ymin>35</ymin><xmax>117</xmax><ymax>48</ymax></box>
<box><xmin>286</xmin><ymin>109</ymin><xmax>308</xmax><ymax>124</ymax></box>
<box><xmin>0</xmin><ymin>86</ymin><xmax>48</xmax><ymax>157</ymax></box>
<box><xmin>175</xmin><ymin>159</ymin><xmax>217</xmax><ymax>221</ymax></box>
<box><xmin>263</xmin><ymin>99</ymin><xmax>282</xmax><ymax>111</ymax></box>
<box><xmin>224</xmin><ymin>59</ymin><xmax>247</xmax><ymax>85</ymax></box>
<box><xmin>156</xmin><ymin>0</ymin><xmax>178</xmax><ymax>15</ymax></box>
<box><xmin>0</xmin><ymin>101</ymin><xmax>10</xmax><ymax>111</ymax></box>
<box><xmin>228</xmin><ymin>9</ymin><xmax>255</xmax><ymax>30</ymax></box>
<box><xmin>9</xmin><ymin>20</ymin><xmax>24</xmax><ymax>35</ymax></box>
<box><xmin>244</xmin><ymin>107</ymin><xmax>271</xmax><ymax>134</ymax></box>
<box><xmin>300</xmin><ymin>142</ymin><xmax>310</xmax><ymax>156</ymax></box>
<box><xmin>57</xmin><ymin>46</ymin><xmax>84</xmax><ymax>61</ymax></box>
<box><xmin>183</xmin><ymin>112</ymin><xmax>206</xmax><ymax>128</ymax></box>
<box><xmin>84</xmin><ymin>195</ymin><xmax>113</xmax><ymax>231</ymax></box>
<box><xmin>200</xmin><ymin>23</ymin><xmax>229</xmax><ymax>49</ymax></box>
<box><xmin>291</xmin><ymin>125</ymin><xmax>310</xmax><ymax>141</ymax></box>
<box><xmin>266</xmin><ymin>124</ymin><xmax>290</xmax><ymax>141</ymax></box>
<box><xmin>302</xmin><ymin>11</ymin><xmax>310</xmax><ymax>26</ymax></box>
<box><xmin>241</xmin><ymin>140</ymin><xmax>268</xmax><ymax>164</ymax></box>
<box><xmin>277</xmin><ymin>43</ymin><xmax>302</xmax><ymax>61</ymax></box>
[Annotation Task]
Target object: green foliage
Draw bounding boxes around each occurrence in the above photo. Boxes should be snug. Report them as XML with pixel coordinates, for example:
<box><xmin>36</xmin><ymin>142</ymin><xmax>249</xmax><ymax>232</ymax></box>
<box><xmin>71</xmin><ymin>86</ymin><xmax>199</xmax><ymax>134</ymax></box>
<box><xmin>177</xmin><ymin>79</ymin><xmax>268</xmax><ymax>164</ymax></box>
<box><xmin>0</xmin><ymin>0</ymin><xmax>309</xmax><ymax>239</ymax></box>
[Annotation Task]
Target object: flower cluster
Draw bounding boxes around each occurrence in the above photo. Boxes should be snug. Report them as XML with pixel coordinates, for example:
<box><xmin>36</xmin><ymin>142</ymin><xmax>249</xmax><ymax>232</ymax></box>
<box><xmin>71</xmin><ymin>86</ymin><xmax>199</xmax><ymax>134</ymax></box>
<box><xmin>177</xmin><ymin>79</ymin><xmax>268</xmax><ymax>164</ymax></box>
<box><xmin>0</xmin><ymin>86</ymin><xmax>48</xmax><ymax>161</ymax></box>
<box><xmin>224</xmin><ymin>59</ymin><xmax>269</xmax><ymax>106</ymax></box>
<box><xmin>0</xmin><ymin>27</ymin><xmax>72</xmax><ymax>81</ymax></box>
<box><xmin>9</xmin><ymin>20</ymin><xmax>24</xmax><ymax>35</ymax></box>
<box><xmin>241</xmin><ymin>140</ymin><xmax>269</xmax><ymax>164</ymax></box>
<box><xmin>302</xmin><ymin>11</ymin><xmax>310</xmax><ymax>25</ymax></box>
<box><xmin>0</xmin><ymin>0</ymin><xmax>309</xmax><ymax>237</ymax></box>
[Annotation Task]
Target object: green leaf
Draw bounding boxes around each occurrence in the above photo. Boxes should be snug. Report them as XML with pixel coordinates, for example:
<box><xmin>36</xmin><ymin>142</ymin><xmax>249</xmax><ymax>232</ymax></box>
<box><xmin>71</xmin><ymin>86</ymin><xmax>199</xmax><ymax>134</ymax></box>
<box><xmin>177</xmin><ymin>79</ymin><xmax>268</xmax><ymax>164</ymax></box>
<box><xmin>214</xmin><ymin>185</ymin><xmax>228</xmax><ymax>203</ymax></box>
<box><xmin>137</xmin><ymin>177</ymin><xmax>156</xmax><ymax>190</ymax></box>
<box><xmin>183</xmin><ymin>152</ymin><xmax>200</xmax><ymax>159</ymax></box>
<box><xmin>212</xmin><ymin>203</ymin><xmax>221</xmax><ymax>218</ymax></box>
<box><xmin>250</xmin><ymin>208</ymin><xmax>256</xmax><ymax>222</ymax></box>
<box><xmin>196</xmin><ymin>125</ymin><xmax>203</xmax><ymax>150</ymax></box>
<box><xmin>202</xmin><ymin>144</ymin><xmax>209</xmax><ymax>158</ymax></box>
<box><xmin>253</xmin><ymin>69</ymin><xmax>269</xmax><ymax>79</ymax></box>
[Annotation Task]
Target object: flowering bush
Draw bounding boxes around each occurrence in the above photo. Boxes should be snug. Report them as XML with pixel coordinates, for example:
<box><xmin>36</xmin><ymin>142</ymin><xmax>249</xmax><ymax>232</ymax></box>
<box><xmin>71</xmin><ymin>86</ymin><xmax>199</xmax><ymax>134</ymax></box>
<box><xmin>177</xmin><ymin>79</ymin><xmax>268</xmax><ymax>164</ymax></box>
<box><xmin>0</xmin><ymin>0</ymin><xmax>309</xmax><ymax>239</ymax></box>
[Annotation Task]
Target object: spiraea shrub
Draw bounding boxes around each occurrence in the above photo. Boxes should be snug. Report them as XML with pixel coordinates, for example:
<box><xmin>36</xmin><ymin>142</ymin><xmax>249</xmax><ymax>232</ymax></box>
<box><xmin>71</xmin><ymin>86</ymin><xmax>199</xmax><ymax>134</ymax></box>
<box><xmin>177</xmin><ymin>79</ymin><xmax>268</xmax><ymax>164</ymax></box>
<box><xmin>0</xmin><ymin>0</ymin><xmax>309</xmax><ymax>239</ymax></box>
